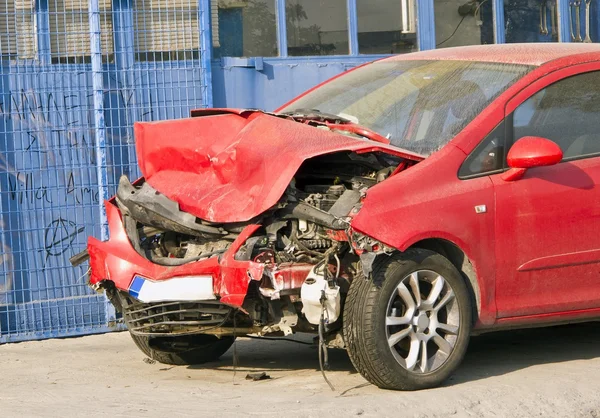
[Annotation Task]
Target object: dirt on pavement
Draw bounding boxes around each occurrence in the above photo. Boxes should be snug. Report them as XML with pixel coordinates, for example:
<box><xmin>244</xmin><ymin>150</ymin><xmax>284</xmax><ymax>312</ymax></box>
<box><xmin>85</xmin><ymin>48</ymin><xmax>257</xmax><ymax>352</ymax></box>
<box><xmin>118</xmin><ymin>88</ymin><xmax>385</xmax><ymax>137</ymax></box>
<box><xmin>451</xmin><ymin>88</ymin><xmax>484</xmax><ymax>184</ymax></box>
<box><xmin>1</xmin><ymin>323</ymin><xmax>600</xmax><ymax>417</ymax></box>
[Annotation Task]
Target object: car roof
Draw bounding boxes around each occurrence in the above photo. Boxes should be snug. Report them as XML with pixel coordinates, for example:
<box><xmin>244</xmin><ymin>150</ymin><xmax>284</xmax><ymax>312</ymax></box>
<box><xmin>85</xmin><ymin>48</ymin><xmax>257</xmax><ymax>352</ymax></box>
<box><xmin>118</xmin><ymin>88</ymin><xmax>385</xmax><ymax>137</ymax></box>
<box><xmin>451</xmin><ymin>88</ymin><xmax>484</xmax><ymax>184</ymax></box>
<box><xmin>385</xmin><ymin>43</ymin><xmax>600</xmax><ymax>66</ymax></box>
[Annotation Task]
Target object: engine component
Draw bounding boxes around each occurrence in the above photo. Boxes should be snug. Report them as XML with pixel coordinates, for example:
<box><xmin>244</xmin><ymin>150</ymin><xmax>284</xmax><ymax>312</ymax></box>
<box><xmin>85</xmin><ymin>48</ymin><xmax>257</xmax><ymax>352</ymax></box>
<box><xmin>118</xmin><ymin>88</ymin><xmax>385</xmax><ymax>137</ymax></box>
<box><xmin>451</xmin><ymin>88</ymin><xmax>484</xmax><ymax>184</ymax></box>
<box><xmin>262</xmin><ymin>297</ymin><xmax>299</xmax><ymax>336</ymax></box>
<box><xmin>303</xmin><ymin>185</ymin><xmax>346</xmax><ymax>212</ymax></box>
<box><xmin>328</xmin><ymin>189</ymin><xmax>362</xmax><ymax>218</ymax></box>
<box><xmin>302</xmin><ymin>239</ymin><xmax>332</xmax><ymax>250</ymax></box>
<box><xmin>278</xmin><ymin>201</ymin><xmax>349</xmax><ymax>230</ymax></box>
<box><xmin>116</xmin><ymin>175</ymin><xmax>227</xmax><ymax>238</ymax></box>
<box><xmin>300</xmin><ymin>267</ymin><xmax>341</xmax><ymax>325</ymax></box>
<box><xmin>109</xmin><ymin>150</ymin><xmax>402</xmax><ymax>337</ymax></box>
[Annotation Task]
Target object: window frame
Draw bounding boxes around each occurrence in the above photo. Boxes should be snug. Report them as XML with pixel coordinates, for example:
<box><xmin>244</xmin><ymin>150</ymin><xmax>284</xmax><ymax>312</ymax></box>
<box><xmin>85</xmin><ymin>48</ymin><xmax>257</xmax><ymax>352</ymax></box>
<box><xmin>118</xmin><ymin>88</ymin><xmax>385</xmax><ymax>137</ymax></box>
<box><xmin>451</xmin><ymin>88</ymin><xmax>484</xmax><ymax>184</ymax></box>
<box><xmin>47</xmin><ymin>0</ymin><xmax>115</xmax><ymax>65</ymax></box>
<box><xmin>460</xmin><ymin>63</ymin><xmax>600</xmax><ymax>181</ymax></box>
<box><xmin>508</xmin><ymin>70</ymin><xmax>600</xmax><ymax>164</ymax></box>
<box><xmin>285</xmin><ymin>0</ymin><xmax>351</xmax><ymax>57</ymax></box>
<box><xmin>503</xmin><ymin>67</ymin><xmax>600</xmax><ymax>175</ymax></box>
<box><xmin>213</xmin><ymin>0</ymin><xmax>424</xmax><ymax>59</ymax></box>
<box><xmin>458</xmin><ymin>118</ymin><xmax>510</xmax><ymax>180</ymax></box>
<box><xmin>132</xmin><ymin>0</ymin><xmax>201</xmax><ymax>63</ymax></box>
<box><xmin>0</xmin><ymin>0</ymin><xmax>37</xmax><ymax>60</ymax></box>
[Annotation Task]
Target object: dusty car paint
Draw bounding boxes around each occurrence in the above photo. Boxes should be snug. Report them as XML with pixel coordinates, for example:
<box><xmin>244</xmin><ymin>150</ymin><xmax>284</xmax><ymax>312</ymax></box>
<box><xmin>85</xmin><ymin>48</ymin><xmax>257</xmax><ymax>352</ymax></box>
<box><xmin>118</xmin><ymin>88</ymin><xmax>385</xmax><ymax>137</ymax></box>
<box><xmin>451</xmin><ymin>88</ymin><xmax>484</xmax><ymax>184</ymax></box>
<box><xmin>134</xmin><ymin>110</ymin><xmax>421</xmax><ymax>223</ymax></box>
<box><xmin>76</xmin><ymin>43</ymin><xmax>600</xmax><ymax>390</ymax></box>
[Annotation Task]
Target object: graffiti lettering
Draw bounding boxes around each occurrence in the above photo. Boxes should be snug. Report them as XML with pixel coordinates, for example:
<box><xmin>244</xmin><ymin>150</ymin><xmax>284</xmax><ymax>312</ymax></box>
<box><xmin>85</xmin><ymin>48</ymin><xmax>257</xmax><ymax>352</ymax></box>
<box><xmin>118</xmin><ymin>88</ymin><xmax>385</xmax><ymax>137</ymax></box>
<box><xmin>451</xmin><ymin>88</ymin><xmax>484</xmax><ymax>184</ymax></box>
<box><xmin>65</xmin><ymin>172</ymin><xmax>100</xmax><ymax>204</ymax></box>
<box><xmin>2</xmin><ymin>90</ymin><xmax>79</xmax><ymax>126</ymax></box>
<box><xmin>49</xmin><ymin>128</ymin><xmax>97</xmax><ymax>166</ymax></box>
<box><xmin>8</xmin><ymin>172</ymin><xmax>53</xmax><ymax>204</ymax></box>
<box><xmin>6</xmin><ymin>171</ymin><xmax>102</xmax><ymax>207</ymax></box>
<box><xmin>0</xmin><ymin>90</ymin><xmax>96</xmax><ymax>165</ymax></box>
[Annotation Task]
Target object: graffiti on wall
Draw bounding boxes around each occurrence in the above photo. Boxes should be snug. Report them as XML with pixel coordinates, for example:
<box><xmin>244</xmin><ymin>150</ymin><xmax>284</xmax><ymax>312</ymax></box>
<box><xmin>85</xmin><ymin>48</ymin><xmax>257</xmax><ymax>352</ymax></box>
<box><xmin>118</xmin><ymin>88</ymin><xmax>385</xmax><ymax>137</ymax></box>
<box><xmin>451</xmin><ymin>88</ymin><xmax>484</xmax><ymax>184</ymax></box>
<box><xmin>0</xmin><ymin>62</ymin><xmax>207</xmax><ymax>339</ymax></box>
<box><xmin>0</xmin><ymin>78</ymin><xmax>104</xmax><ymax>278</ymax></box>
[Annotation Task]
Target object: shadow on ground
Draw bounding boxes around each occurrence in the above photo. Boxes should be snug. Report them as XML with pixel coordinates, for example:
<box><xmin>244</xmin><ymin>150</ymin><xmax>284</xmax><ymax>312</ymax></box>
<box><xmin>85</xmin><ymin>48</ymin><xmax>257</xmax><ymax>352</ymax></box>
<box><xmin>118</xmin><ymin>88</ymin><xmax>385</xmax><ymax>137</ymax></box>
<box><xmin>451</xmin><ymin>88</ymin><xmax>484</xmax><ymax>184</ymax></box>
<box><xmin>449</xmin><ymin>321</ymin><xmax>600</xmax><ymax>385</ymax></box>
<box><xmin>189</xmin><ymin>335</ymin><xmax>356</xmax><ymax>374</ymax></box>
<box><xmin>189</xmin><ymin>322</ymin><xmax>600</xmax><ymax>386</ymax></box>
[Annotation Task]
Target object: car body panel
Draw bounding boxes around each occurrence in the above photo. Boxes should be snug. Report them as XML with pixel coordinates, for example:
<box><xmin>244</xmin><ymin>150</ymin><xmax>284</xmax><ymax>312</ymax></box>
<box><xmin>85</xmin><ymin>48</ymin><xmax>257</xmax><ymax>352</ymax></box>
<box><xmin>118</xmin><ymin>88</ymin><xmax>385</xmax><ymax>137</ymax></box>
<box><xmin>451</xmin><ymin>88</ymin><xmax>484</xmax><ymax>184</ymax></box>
<box><xmin>135</xmin><ymin>111</ymin><xmax>421</xmax><ymax>223</ymax></box>
<box><xmin>492</xmin><ymin>60</ymin><xmax>600</xmax><ymax>318</ymax></box>
<box><xmin>350</xmin><ymin>144</ymin><xmax>498</xmax><ymax>326</ymax></box>
<box><xmin>348</xmin><ymin>48</ymin><xmax>600</xmax><ymax>327</ymax></box>
<box><xmin>387</xmin><ymin>43</ymin><xmax>600</xmax><ymax>66</ymax></box>
<box><xmin>88</xmin><ymin>44</ymin><xmax>600</xmax><ymax>332</ymax></box>
<box><xmin>492</xmin><ymin>158</ymin><xmax>600</xmax><ymax>317</ymax></box>
<box><xmin>518</xmin><ymin>249</ymin><xmax>600</xmax><ymax>272</ymax></box>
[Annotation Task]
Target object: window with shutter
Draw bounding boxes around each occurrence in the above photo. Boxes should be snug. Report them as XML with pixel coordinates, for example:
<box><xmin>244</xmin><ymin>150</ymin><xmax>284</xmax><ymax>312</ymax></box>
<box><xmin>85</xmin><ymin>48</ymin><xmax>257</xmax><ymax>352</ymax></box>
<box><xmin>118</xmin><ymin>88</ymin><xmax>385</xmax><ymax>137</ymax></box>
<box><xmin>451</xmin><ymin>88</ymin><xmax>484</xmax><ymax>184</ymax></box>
<box><xmin>0</xmin><ymin>0</ymin><xmax>36</xmax><ymax>59</ymax></box>
<box><xmin>211</xmin><ymin>0</ymin><xmax>219</xmax><ymax>48</ymax></box>
<box><xmin>134</xmin><ymin>0</ymin><xmax>200</xmax><ymax>61</ymax></box>
<box><xmin>49</xmin><ymin>0</ymin><xmax>114</xmax><ymax>64</ymax></box>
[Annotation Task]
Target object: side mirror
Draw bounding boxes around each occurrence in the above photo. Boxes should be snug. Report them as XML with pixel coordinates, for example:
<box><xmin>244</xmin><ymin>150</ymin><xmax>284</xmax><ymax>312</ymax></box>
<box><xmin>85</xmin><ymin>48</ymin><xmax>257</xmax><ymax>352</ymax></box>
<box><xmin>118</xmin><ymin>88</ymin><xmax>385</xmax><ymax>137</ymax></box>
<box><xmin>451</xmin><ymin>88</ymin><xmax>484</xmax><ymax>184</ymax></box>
<box><xmin>502</xmin><ymin>136</ymin><xmax>563</xmax><ymax>181</ymax></box>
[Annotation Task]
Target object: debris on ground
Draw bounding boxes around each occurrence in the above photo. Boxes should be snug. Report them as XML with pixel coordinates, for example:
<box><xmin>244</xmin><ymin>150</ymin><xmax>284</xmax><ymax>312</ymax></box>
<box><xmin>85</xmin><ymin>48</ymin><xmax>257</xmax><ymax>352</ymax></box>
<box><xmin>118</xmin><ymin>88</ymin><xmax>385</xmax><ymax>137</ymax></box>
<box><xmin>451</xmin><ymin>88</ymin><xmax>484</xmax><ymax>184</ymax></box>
<box><xmin>245</xmin><ymin>372</ymin><xmax>271</xmax><ymax>381</ymax></box>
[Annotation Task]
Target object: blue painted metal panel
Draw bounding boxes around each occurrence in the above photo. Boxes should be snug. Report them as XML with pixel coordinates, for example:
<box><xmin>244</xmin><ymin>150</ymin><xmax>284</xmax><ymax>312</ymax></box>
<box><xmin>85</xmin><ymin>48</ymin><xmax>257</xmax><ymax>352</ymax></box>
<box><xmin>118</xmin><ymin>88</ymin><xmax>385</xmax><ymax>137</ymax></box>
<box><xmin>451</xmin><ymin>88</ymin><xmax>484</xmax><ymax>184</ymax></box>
<box><xmin>200</xmin><ymin>0</ymin><xmax>214</xmax><ymax>107</ymax></box>
<box><xmin>417</xmin><ymin>0</ymin><xmax>436</xmax><ymax>50</ymax></box>
<box><xmin>89</xmin><ymin>0</ymin><xmax>109</xmax><ymax>240</ymax></box>
<box><xmin>211</xmin><ymin>55</ymin><xmax>389</xmax><ymax>111</ymax></box>
<box><xmin>347</xmin><ymin>0</ymin><xmax>359</xmax><ymax>56</ymax></box>
<box><xmin>276</xmin><ymin>0</ymin><xmax>288</xmax><ymax>57</ymax></box>
<box><xmin>89</xmin><ymin>0</ymin><xmax>115</xmax><ymax>325</ymax></box>
<box><xmin>493</xmin><ymin>0</ymin><xmax>506</xmax><ymax>43</ymax></box>
<box><xmin>0</xmin><ymin>65</ymin><xmax>110</xmax><ymax>341</ymax></box>
<box><xmin>558</xmin><ymin>0</ymin><xmax>573</xmax><ymax>42</ymax></box>
<box><xmin>36</xmin><ymin>0</ymin><xmax>51</xmax><ymax>64</ymax></box>
<box><xmin>0</xmin><ymin>0</ymin><xmax>209</xmax><ymax>342</ymax></box>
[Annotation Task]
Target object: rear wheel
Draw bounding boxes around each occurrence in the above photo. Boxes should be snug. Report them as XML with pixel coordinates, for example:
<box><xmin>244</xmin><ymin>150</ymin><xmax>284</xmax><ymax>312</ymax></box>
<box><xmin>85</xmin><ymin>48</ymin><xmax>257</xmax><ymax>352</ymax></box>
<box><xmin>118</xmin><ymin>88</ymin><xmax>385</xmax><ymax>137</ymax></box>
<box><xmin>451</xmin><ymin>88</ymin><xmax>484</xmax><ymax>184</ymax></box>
<box><xmin>344</xmin><ymin>249</ymin><xmax>472</xmax><ymax>390</ymax></box>
<box><xmin>130</xmin><ymin>333</ymin><xmax>235</xmax><ymax>366</ymax></box>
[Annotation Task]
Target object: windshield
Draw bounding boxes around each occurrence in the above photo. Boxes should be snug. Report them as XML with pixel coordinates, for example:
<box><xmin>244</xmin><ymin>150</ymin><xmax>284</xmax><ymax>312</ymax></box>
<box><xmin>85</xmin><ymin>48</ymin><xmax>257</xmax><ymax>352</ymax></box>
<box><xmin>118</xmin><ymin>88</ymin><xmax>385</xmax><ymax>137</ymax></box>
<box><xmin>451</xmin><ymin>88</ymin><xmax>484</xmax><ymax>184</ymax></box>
<box><xmin>280</xmin><ymin>60</ymin><xmax>533</xmax><ymax>156</ymax></box>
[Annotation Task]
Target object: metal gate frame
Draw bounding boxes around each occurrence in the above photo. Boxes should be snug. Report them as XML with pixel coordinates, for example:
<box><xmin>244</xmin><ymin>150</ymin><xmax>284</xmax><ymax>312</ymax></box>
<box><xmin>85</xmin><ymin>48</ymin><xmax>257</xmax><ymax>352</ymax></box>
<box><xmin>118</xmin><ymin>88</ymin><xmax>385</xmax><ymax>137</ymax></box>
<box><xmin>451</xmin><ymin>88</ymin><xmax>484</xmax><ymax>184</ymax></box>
<box><xmin>0</xmin><ymin>0</ymin><xmax>213</xmax><ymax>343</ymax></box>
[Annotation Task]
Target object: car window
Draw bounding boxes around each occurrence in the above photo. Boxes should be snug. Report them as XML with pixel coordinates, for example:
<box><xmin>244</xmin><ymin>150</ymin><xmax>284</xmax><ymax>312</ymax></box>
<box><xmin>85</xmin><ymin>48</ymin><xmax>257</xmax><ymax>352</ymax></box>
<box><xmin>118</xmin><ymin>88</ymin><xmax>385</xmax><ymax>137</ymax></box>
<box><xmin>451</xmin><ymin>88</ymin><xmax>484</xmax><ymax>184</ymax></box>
<box><xmin>513</xmin><ymin>71</ymin><xmax>600</xmax><ymax>160</ymax></box>
<box><xmin>280</xmin><ymin>60</ymin><xmax>532</xmax><ymax>156</ymax></box>
<box><xmin>459</xmin><ymin>120</ymin><xmax>505</xmax><ymax>178</ymax></box>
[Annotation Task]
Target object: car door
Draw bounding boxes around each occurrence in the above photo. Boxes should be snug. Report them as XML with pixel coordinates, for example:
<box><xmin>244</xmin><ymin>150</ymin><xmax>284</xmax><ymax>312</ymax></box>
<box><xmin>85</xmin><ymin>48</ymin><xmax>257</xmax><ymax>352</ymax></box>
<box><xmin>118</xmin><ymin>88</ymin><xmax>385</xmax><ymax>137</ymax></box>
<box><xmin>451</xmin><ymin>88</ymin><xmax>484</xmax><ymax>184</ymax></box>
<box><xmin>492</xmin><ymin>65</ymin><xmax>600</xmax><ymax>318</ymax></box>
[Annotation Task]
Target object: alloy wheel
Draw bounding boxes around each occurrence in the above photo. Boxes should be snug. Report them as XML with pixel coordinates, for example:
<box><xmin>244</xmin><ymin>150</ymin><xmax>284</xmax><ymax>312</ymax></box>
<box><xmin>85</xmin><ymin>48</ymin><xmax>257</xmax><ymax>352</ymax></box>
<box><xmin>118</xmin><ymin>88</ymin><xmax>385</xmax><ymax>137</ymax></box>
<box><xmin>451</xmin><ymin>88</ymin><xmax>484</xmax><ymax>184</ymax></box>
<box><xmin>385</xmin><ymin>269</ymin><xmax>460</xmax><ymax>374</ymax></box>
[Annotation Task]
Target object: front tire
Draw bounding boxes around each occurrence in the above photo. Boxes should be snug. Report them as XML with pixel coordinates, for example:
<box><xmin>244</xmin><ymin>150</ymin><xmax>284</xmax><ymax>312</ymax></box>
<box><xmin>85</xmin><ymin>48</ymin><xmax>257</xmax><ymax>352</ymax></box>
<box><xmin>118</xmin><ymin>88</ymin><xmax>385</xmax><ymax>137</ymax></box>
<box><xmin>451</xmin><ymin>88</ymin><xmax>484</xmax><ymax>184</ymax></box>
<box><xmin>130</xmin><ymin>333</ymin><xmax>235</xmax><ymax>366</ymax></box>
<box><xmin>344</xmin><ymin>249</ymin><xmax>472</xmax><ymax>390</ymax></box>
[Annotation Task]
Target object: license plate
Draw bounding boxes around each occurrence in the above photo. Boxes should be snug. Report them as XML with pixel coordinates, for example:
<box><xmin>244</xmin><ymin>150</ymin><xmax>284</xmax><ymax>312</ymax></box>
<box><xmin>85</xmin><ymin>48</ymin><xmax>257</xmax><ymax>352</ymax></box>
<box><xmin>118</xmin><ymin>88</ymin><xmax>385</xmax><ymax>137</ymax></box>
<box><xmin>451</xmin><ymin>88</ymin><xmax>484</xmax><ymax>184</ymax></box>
<box><xmin>128</xmin><ymin>275</ymin><xmax>215</xmax><ymax>303</ymax></box>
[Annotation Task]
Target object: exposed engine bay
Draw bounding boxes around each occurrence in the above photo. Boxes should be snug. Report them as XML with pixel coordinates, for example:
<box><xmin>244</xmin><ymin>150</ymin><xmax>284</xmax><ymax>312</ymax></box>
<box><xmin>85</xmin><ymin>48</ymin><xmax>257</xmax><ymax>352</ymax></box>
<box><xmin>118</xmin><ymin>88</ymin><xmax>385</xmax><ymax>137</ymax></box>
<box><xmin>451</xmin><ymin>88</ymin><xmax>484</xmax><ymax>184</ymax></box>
<box><xmin>102</xmin><ymin>150</ymin><xmax>412</xmax><ymax>347</ymax></box>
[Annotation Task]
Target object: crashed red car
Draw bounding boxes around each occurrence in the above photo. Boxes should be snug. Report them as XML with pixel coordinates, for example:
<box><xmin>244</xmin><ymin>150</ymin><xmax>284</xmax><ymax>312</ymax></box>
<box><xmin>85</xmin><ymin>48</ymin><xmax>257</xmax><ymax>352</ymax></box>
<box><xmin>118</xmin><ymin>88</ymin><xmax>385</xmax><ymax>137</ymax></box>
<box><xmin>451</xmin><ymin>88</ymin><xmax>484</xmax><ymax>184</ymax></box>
<box><xmin>74</xmin><ymin>43</ymin><xmax>600</xmax><ymax>390</ymax></box>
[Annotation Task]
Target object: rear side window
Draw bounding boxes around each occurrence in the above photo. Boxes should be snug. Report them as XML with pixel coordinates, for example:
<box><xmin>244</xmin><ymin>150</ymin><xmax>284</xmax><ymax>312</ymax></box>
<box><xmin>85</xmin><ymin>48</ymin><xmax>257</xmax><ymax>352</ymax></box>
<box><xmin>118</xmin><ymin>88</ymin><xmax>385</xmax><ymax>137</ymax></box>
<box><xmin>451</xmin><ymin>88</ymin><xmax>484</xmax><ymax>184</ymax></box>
<box><xmin>513</xmin><ymin>71</ymin><xmax>600</xmax><ymax>160</ymax></box>
<box><xmin>459</xmin><ymin>121</ymin><xmax>505</xmax><ymax>179</ymax></box>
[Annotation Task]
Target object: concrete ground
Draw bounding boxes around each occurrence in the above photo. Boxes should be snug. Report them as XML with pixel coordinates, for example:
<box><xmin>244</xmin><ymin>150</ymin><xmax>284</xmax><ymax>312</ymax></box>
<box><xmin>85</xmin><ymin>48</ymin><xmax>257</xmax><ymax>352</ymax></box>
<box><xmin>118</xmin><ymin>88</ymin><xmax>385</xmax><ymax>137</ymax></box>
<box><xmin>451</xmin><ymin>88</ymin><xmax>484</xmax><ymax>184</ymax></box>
<box><xmin>1</xmin><ymin>323</ymin><xmax>600</xmax><ymax>418</ymax></box>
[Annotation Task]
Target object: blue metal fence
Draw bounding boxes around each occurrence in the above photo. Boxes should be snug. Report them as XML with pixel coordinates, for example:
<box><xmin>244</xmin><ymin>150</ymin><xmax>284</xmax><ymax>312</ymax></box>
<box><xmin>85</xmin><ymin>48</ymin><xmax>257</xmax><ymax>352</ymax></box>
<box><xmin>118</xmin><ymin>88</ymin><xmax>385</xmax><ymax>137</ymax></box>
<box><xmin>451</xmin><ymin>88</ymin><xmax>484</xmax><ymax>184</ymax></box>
<box><xmin>0</xmin><ymin>0</ymin><xmax>212</xmax><ymax>342</ymax></box>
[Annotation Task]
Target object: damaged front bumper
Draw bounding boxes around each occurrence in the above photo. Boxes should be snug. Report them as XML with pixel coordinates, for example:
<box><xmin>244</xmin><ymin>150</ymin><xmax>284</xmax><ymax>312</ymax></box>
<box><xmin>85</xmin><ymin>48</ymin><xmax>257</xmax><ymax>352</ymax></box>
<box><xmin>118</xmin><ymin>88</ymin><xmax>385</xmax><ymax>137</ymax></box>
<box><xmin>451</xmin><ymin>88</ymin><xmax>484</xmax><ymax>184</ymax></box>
<box><xmin>87</xmin><ymin>201</ymin><xmax>265</xmax><ymax>308</ymax></box>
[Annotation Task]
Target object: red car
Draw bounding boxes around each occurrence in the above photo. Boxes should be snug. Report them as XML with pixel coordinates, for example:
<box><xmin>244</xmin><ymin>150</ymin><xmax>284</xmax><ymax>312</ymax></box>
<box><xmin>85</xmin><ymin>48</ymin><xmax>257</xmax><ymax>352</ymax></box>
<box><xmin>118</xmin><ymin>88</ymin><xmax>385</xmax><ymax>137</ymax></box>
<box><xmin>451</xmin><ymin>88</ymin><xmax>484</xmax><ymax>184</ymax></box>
<box><xmin>74</xmin><ymin>43</ymin><xmax>600</xmax><ymax>391</ymax></box>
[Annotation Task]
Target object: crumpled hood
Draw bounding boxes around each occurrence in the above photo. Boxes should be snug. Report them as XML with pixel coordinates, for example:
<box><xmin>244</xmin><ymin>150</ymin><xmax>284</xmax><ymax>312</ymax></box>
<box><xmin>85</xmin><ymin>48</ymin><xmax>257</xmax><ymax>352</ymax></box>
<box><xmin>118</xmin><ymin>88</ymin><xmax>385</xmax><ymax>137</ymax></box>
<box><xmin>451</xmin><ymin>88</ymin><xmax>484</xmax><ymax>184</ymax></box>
<box><xmin>135</xmin><ymin>110</ymin><xmax>419</xmax><ymax>223</ymax></box>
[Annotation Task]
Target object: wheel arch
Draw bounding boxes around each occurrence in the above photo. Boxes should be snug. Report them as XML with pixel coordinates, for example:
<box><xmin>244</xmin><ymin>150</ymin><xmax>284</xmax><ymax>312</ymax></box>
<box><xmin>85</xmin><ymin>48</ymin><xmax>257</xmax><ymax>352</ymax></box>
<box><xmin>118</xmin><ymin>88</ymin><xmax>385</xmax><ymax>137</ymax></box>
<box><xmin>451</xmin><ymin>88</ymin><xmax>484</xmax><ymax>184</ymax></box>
<box><xmin>408</xmin><ymin>238</ymin><xmax>481</xmax><ymax>322</ymax></box>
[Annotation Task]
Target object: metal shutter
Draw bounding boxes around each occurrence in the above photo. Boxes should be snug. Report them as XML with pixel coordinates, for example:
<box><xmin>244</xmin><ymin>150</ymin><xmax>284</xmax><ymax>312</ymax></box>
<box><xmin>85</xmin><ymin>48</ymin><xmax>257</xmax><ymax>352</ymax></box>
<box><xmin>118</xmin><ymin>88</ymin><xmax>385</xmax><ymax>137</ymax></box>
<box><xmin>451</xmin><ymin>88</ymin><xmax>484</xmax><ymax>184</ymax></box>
<box><xmin>134</xmin><ymin>0</ymin><xmax>199</xmax><ymax>54</ymax></box>
<box><xmin>212</xmin><ymin>0</ymin><xmax>219</xmax><ymax>47</ymax></box>
<box><xmin>0</xmin><ymin>0</ymin><xmax>36</xmax><ymax>58</ymax></box>
<box><xmin>49</xmin><ymin>0</ymin><xmax>114</xmax><ymax>59</ymax></box>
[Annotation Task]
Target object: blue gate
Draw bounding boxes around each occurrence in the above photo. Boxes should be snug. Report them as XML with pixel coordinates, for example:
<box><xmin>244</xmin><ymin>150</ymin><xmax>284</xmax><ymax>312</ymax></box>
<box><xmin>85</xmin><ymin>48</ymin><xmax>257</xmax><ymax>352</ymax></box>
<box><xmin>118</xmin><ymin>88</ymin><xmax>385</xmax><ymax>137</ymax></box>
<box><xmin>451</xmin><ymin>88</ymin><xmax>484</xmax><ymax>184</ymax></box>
<box><xmin>0</xmin><ymin>0</ymin><xmax>213</xmax><ymax>342</ymax></box>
